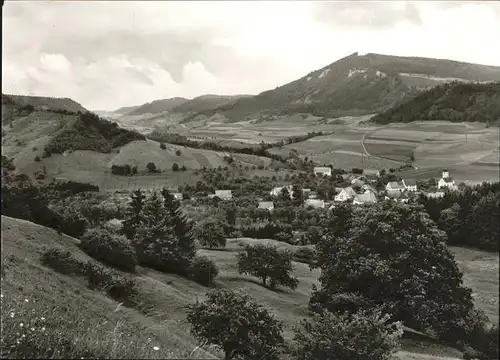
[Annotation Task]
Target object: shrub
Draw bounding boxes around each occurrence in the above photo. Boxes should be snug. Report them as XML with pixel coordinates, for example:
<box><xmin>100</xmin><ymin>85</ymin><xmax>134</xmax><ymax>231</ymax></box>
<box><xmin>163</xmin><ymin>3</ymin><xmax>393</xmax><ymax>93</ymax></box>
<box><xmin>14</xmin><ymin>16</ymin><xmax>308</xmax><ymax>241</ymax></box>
<box><xmin>80</xmin><ymin>228</ymin><xmax>137</xmax><ymax>272</ymax></box>
<box><xmin>293</xmin><ymin>308</ymin><xmax>403</xmax><ymax>360</ymax></box>
<box><xmin>175</xmin><ymin>149</ymin><xmax>182</xmax><ymax>156</ymax></box>
<box><xmin>40</xmin><ymin>248</ymin><xmax>87</xmax><ymax>276</ymax></box>
<box><xmin>294</xmin><ymin>247</ymin><xmax>316</xmax><ymax>265</ymax></box>
<box><xmin>146</xmin><ymin>162</ymin><xmax>157</xmax><ymax>173</ymax></box>
<box><xmin>34</xmin><ymin>156</ymin><xmax>41</xmax><ymax>162</ymax></box>
<box><xmin>172</xmin><ymin>163</ymin><xmax>179</xmax><ymax>172</ymax></box>
<box><xmin>187</xmin><ymin>289</ymin><xmax>284</xmax><ymax>360</ymax></box>
<box><xmin>84</xmin><ymin>262</ymin><xmax>138</xmax><ymax>305</ymax></box>
<box><xmin>180</xmin><ymin>165</ymin><xmax>187</xmax><ymax>171</ymax></box>
<box><xmin>160</xmin><ymin>142</ymin><xmax>166</xmax><ymax>150</ymax></box>
<box><xmin>188</xmin><ymin>255</ymin><xmax>219</xmax><ymax>286</ymax></box>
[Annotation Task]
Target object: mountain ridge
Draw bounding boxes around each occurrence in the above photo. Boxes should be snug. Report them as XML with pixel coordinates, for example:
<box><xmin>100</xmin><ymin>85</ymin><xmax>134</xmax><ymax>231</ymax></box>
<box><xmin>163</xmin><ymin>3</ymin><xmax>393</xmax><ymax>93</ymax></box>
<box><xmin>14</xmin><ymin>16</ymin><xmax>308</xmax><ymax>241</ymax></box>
<box><xmin>181</xmin><ymin>52</ymin><xmax>500</xmax><ymax>123</ymax></box>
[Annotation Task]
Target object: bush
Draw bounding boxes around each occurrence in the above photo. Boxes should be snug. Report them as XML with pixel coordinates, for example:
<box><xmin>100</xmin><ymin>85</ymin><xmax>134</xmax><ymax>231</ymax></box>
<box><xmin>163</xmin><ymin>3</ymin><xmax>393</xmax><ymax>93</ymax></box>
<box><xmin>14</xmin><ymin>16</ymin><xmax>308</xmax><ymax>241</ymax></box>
<box><xmin>172</xmin><ymin>163</ymin><xmax>179</xmax><ymax>172</ymax></box>
<box><xmin>160</xmin><ymin>142</ymin><xmax>166</xmax><ymax>150</ymax></box>
<box><xmin>294</xmin><ymin>247</ymin><xmax>316</xmax><ymax>265</ymax></box>
<box><xmin>40</xmin><ymin>248</ymin><xmax>87</xmax><ymax>276</ymax></box>
<box><xmin>187</xmin><ymin>289</ymin><xmax>284</xmax><ymax>360</ymax></box>
<box><xmin>34</xmin><ymin>156</ymin><xmax>41</xmax><ymax>162</ymax></box>
<box><xmin>85</xmin><ymin>262</ymin><xmax>138</xmax><ymax>305</ymax></box>
<box><xmin>293</xmin><ymin>308</ymin><xmax>403</xmax><ymax>360</ymax></box>
<box><xmin>146</xmin><ymin>162</ymin><xmax>157</xmax><ymax>173</ymax></box>
<box><xmin>175</xmin><ymin>149</ymin><xmax>182</xmax><ymax>156</ymax></box>
<box><xmin>80</xmin><ymin>228</ymin><xmax>137</xmax><ymax>272</ymax></box>
<box><xmin>188</xmin><ymin>255</ymin><xmax>219</xmax><ymax>286</ymax></box>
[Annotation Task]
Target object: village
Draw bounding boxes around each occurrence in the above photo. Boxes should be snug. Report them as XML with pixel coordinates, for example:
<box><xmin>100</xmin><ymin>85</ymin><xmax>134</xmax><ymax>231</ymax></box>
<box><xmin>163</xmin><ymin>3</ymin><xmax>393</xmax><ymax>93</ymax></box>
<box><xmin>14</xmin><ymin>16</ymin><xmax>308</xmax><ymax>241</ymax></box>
<box><xmin>168</xmin><ymin>167</ymin><xmax>459</xmax><ymax>211</ymax></box>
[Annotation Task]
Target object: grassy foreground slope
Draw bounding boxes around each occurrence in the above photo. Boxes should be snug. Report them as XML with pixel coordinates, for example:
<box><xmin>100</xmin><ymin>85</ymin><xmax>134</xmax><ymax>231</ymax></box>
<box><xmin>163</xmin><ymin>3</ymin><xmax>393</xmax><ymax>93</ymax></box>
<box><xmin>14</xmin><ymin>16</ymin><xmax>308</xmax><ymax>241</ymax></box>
<box><xmin>4</xmin><ymin>215</ymin><xmax>498</xmax><ymax>359</ymax></box>
<box><xmin>371</xmin><ymin>82</ymin><xmax>500</xmax><ymax>126</ymax></box>
<box><xmin>1</xmin><ymin>215</ymin><xmax>217</xmax><ymax>359</ymax></box>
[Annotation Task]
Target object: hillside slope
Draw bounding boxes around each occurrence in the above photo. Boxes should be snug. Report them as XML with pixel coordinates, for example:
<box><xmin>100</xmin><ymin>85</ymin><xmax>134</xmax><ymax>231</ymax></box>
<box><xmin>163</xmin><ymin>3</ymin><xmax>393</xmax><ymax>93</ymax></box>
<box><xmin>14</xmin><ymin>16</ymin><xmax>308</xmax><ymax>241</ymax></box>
<box><xmin>186</xmin><ymin>53</ymin><xmax>500</xmax><ymax>123</ymax></box>
<box><xmin>113</xmin><ymin>105</ymin><xmax>141</xmax><ymax>115</ymax></box>
<box><xmin>371</xmin><ymin>82</ymin><xmax>500</xmax><ymax>125</ymax></box>
<box><xmin>2</xmin><ymin>94</ymin><xmax>88</xmax><ymax>125</ymax></box>
<box><xmin>171</xmin><ymin>94</ymin><xmax>251</xmax><ymax>115</ymax></box>
<box><xmin>127</xmin><ymin>97</ymin><xmax>189</xmax><ymax>116</ymax></box>
<box><xmin>3</xmin><ymin>215</ymin><xmax>485</xmax><ymax>360</ymax></box>
<box><xmin>0</xmin><ymin>215</ymin><xmax>216</xmax><ymax>359</ymax></box>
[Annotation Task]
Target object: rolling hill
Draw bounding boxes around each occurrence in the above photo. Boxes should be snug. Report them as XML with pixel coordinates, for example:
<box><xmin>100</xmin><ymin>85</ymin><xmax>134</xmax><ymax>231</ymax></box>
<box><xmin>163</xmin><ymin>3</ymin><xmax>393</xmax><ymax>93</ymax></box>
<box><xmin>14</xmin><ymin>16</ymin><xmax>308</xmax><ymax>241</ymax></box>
<box><xmin>2</xmin><ymin>94</ymin><xmax>89</xmax><ymax>125</ymax></box>
<box><xmin>183</xmin><ymin>52</ymin><xmax>500</xmax><ymax>123</ymax></box>
<box><xmin>126</xmin><ymin>97</ymin><xmax>189</xmax><ymax>116</ymax></box>
<box><xmin>371</xmin><ymin>82</ymin><xmax>500</xmax><ymax>126</ymax></box>
<box><xmin>113</xmin><ymin>105</ymin><xmax>141</xmax><ymax>115</ymax></box>
<box><xmin>1</xmin><ymin>94</ymin><xmax>272</xmax><ymax>188</ymax></box>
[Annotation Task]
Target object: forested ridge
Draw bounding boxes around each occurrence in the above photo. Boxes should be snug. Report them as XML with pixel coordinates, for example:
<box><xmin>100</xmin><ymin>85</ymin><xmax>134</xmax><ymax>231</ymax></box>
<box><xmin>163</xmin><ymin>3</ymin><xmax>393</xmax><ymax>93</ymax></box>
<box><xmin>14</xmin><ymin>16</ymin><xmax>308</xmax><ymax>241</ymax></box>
<box><xmin>372</xmin><ymin>82</ymin><xmax>500</xmax><ymax>125</ymax></box>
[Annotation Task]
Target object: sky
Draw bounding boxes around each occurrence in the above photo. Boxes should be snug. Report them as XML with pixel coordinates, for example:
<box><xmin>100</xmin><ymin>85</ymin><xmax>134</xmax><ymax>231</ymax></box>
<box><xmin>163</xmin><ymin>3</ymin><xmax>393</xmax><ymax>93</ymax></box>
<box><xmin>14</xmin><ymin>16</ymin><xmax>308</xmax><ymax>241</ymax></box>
<box><xmin>2</xmin><ymin>1</ymin><xmax>500</xmax><ymax>111</ymax></box>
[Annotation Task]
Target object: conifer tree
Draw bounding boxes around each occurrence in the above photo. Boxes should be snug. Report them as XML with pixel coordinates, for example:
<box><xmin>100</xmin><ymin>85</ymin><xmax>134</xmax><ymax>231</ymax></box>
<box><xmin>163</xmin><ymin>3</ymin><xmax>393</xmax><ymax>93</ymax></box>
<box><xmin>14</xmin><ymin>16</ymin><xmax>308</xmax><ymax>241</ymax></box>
<box><xmin>122</xmin><ymin>189</ymin><xmax>145</xmax><ymax>239</ymax></box>
<box><xmin>161</xmin><ymin>188</ymin><xmax>196</xmax><ymax>268</ymax></box>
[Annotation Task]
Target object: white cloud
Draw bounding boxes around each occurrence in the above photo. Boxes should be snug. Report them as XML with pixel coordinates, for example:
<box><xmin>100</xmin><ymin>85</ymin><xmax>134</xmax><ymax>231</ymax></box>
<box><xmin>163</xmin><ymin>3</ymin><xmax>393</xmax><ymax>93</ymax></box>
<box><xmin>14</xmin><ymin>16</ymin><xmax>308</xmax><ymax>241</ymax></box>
<box><xmin>2</xmin><ymin>1</ymin><xmax>499</xmax><ymax>110</ymax></box>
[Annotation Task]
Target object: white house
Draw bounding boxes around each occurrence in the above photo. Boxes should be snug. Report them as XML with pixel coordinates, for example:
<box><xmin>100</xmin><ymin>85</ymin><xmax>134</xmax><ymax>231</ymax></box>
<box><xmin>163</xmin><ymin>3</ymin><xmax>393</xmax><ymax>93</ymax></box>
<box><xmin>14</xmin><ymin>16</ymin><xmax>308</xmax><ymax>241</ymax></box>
<box><xmin>270</xmin><ymin>185</ymin><xmax>294</xmax><ymax>198</ymax></box>
<box><xmin>334</xmin><ymin>186</ymin><xmax>357</xmax><ymax>202</ymax></box>
<box><xmin>438</xmin><ymin>170</ymin><xmax>457</xmax><ymax>190</ymax></box>
<box><xmin>402</xmin><ymin>179</ymin><xmax>418</xmax><ymax>192</ymax></box>
<box><xmin>386</xmin><ymin>181</ymin><xmax>406</xmax><ymax>192</ymax></box>
<box><xmin>258</xmin><ymin>201</ymin><xmax>274</xmax><ymax>211</ymax></box>
<box><xmin>304</xmin><ymin>199</ymin><xmax>325</xmax><ymax>209</ymax></box>
<box><xmin>361</xmin><ymin>184</ymin><xmax>377</xmax><ymax>194</ymax></box>
<box><xmin>385</xmin><ymin>191</ymin><xmax>409</xmax><ymax>203</ymax></box>
<box><xmin>364</xmin><ymin>169</ymin><xmax>381</xmax><ymax>180</ymax></box>
<box><xmin>425</xmin><ymin>191</ymin><xmax>445</xmax><ymax>199</ymax></box>
<box><xmin>314</xmin><ymin>167</ymin><xmax>332</xmax><ymax>177</ymax></box>
<box><xmin>215</xmin><ymin>189</ymin><xmax>233</xmax><ymax>200</ymax></box>
<box><xmin>173</xmin><ymin>192</ymin><xmax>183</xmax><ymax>200</ymax></box>
<box><xmin>353</xmin><ymin>192</ymin><xmax>377</xmax><ymax>205</ymax></box>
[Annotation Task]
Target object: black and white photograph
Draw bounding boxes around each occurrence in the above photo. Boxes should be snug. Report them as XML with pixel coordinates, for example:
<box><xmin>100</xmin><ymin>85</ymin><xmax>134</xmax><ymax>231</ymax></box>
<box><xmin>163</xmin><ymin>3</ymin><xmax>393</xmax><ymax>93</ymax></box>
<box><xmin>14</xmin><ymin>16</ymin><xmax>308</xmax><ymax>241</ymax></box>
<box><xmin>1</xmin><ymin>1</ymin><xmax>499</xmax><ymax>359</ymax></box>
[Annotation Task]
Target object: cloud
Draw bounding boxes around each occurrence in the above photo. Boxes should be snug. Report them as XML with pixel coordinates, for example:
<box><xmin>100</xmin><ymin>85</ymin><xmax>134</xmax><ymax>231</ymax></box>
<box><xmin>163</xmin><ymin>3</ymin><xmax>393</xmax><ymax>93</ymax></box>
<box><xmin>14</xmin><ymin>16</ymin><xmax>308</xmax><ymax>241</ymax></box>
<box><xmin>2</xmin><ymin>1</ymin><xmax>500</xmax><ymax>110</ymax></box>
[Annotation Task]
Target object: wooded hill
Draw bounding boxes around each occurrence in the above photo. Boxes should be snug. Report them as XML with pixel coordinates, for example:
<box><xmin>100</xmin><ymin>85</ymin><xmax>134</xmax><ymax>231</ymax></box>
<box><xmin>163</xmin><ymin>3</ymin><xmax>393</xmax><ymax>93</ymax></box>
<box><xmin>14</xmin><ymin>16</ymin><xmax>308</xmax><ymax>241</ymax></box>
<box><xmin>371</xmin><ymin>82</ymin><xmax>500</xmax><ymax>125</ymax></box>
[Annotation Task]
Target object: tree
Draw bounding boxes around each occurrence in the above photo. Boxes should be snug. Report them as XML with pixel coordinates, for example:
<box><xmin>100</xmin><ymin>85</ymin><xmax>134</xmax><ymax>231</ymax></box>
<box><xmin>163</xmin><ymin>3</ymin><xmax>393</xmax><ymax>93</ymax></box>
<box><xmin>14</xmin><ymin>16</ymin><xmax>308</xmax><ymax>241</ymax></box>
<box><xmin>122</xmin><ymin>189</ymin><xmax>145</xmax><ymax>239</ymax></box>
<box><xmin>410</xmin><ymin>152</ymin><xmax>415</xmax><ymax>162</ymax></box>
<box><xmin>293</xmin><ymin>308</ymin><xmax>403</xmax><ymax>360</ymax></box>
<box><xmin>236</xmin><ymin>244</ymin><xmax>299</xmax><ymax>290</ymax></box>
<box><xmin>311</xmin><ymin>201</ymin><xmax>475</xmax><ymax>343</ymax></box>
<box><xmin>146</xmin><ymin>162</ymin><xmax>157</xmax><ymax>173</ymax></box>
<box><xmin>160</xmin><ymin>142</ymin><xmax>167</xmax><ymax>150</ymax></box>
<box><xmin>196</xmin><ymin>217</ymin><xmax>226</xmax><ymax>249</ymax></box>
<box><xmin>304</xmin><ymin>226</ymin><xmax>323</xmax><ymax>245</ymax></box>
<box><xmin>161</xmin><ymin>188</ymin><xmax>197</xmax><ymax>270</ymax></box>
<box><xmin>132</xmin><ymin>191</ymin><xmax>179</xmax><ymax>273</ymax></box>
<box><xmin>437</xmin><ymin>202</ymin><xmax>462</xmax><ymax>243</ymax></box>
<box><xmin>187</xmin><ymin>289</ymin><xmax>284</xmax><ymax>360</ymax></box>
<box><xmin>172</xmin><ymin>163</ymin><xmax>180</xmax><ymax>172</ymax></box>
<box><xmin>466</xmin><ymin>192</ymin><xmax>499</xmax><ymax>252</ymax></box>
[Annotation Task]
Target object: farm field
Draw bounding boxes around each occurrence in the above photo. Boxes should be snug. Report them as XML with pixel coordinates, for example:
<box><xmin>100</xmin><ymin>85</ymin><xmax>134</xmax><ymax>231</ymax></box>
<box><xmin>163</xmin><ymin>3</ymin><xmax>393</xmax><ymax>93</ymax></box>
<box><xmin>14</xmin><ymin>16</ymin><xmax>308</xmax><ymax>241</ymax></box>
<box><xmin>168</xmin><ymin>114</ymin><xmax>339</xmax><ymax>144</ymax></box>
<box><xmin>262</xmin><ymin>120</ymin><xmax>498</xmax><ymax>181</ymax></box>
<box><xmin>4</xmin><ymin>216</ymin><xmax>498</xmax><ymax>360</ymax></box>
<box><xmin>13</xmin><ymin>139</ymin><xmax>271</xmax><ymax>190</ymax></box>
